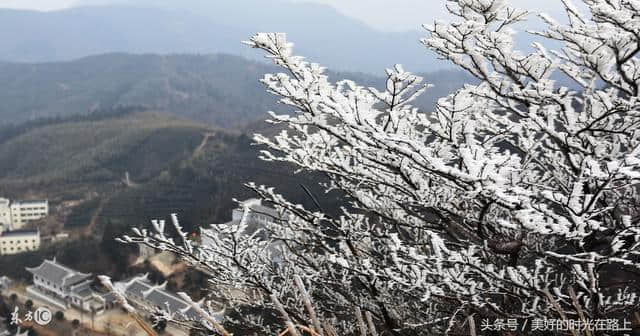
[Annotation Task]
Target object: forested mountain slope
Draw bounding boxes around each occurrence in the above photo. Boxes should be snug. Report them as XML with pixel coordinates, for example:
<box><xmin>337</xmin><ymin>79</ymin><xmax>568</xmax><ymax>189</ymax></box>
<box><xmin>0</xmin><ymin>53</ymin><xmax>473</xmax><ymax>127</ymax></box>
<box><xmin>0</xmin><ymin>109</ymin><xmax>342</xmax><ymax>274</ymax></box>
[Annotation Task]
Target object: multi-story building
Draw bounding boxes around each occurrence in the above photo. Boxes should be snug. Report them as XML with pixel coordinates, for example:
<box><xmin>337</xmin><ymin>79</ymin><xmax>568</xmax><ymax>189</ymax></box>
<box><xmin>0</xmin><ymin>229</ymin><xmax>40</xmax><ymax>255</ymax></box>
<box><xmin>26</xmin><ymin>258</ymin><xmax>109</xmax><ymax>313</ymax></box>
<box><xmin>10</xmin><ymin>200</ymin><xmax>48</xmax><ymax>230</ymax></box>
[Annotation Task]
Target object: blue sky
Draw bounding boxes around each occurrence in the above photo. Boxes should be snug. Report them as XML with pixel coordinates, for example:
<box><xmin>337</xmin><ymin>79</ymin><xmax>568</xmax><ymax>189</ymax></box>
<box><xmin>0</xmin><ymin>0</ymin><xmax>566</xmax><ymax>32</ymax></box>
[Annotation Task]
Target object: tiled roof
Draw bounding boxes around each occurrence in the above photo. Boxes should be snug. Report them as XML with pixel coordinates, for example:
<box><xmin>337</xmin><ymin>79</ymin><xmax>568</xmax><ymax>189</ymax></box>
<box><xmin>63</xmin><ymin>273</ymin><xmax>91</xmax><ymax>287</ymax></box>
<box><xmin>116</xmin><ymin>274</ymin><xmax>223</xmax><ymax>321</ymax></box>
<box><xmin>126</xmin><ymin>281</ymin><xmax>152</xmax><ymax>298</ymax></box>
<box><xmin>120</xmin><ymin>276</ymin><xmax>188</xmax><ymax>313</ymax></box>
<box><xmin>71</xmin><ymin>283</ymin><xmax>94</xmax><ymax>298</ymax></box>
<box><xmin>145</xmin><ymin>289</ymin><xmax>187</xmax><ymax>314</ymax></box>
<box><xmin>25</xmin><ymin>258</ymin><xmax>91</xmax><ymax>287</ymax></box>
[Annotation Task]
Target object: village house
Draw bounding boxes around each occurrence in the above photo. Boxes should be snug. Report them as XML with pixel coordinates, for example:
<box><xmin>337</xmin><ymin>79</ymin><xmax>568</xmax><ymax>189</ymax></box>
<box><xmin>25</xmin><ymin>258</ymin><xmax>109</xmax><ymax>313</ymax></box>
<box><xmin>114</xmin><ymin>274</ymin><xmax>224</xmax><ymax>322</ymax></box>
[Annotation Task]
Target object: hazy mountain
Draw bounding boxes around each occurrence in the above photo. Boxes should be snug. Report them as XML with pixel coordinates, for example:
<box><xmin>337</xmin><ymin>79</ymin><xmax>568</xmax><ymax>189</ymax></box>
<box><xmin>0</xmin><ymin>1</ymin><xmax>447</xmax><ymax>73</ymax></box>
<box><xmin>0</xmin><ymin>53</ymin><xmax>473</xmax><ymax>127</ymax></box>
<box><xmin>0</xmin><ymin>53</ymin><xmax>281</xmax><ymax>127</ymax></box>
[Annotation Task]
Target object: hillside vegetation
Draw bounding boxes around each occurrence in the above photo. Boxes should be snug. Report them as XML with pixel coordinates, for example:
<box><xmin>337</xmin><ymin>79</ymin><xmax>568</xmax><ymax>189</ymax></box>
<box><xmin>0</xmin><ymin>53</ymin><xmax>283</xmax><ymax>128</ymax></box>
<box><xmin>0</xmin><ymin>110</ymin><xmax>207</xmax><ymax>184</ymax></box>
<box><xmin>0</xmin><ymin>109</ymin><xmax>342</xmax><ymax>279</ymax></box>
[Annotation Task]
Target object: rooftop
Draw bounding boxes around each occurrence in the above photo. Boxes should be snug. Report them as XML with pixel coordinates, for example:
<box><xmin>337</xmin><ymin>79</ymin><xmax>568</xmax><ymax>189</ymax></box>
<box><xmin>26</xmin><ymin>258</ymin><xmax>91</xmax><ymax>287</ymax></box>
<box><xmin>126</xmin><ymin>279</ymin><xmax>153</xmax><ymax>298</ymax></box>
<box><xmin>145</xmin><ymin>287</ymin><xmax>188</xmax><ymax>314</ymax></box>
<box><xmin>12</xmin><ymin>200</ymin><xmax>48</xmax><ymax>206</ymax></box>
<box><xmin>116</xmin><ymin>274</ymin><xmax>222</xmax><ymax>321</ymax></box>
<box><xmin>71</xmin><ymin>283</ymin><xmax>94</xmax><ymax>299</ymax></box>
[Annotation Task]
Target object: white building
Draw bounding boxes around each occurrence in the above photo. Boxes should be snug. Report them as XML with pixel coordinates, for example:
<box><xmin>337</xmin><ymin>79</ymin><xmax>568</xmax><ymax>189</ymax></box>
<box><xmin>10</xmin><ymin>200</ymin><xmax>49</xmax><ymax>229</ymax></box>
<box><xmin>201</xmin><ymin>199</ymin><xmax>286</xmax><ymax>265</ymax></box>
<box><xmin>229</xmin><ymin>198</ymin><xmax>282</xmax><ymax>227</ymax></box>
<box><xmin>201</xmin><ymin>198</ymin><xmax>284</xmax><ymax>247</ymax></box>
<box><xmin>26</xmin><ymin>258</ymin><xmax>108</xmax><ymax>313</ymax></box>
<box><xmin>0</xmin><ymin>229</ymin><xmax>40</xmax><ymax>255</ymax></box>
<box><xmin>205</xmin><ymin>198</ymin><xmax>284</xmax><ymax>237</ymax></box>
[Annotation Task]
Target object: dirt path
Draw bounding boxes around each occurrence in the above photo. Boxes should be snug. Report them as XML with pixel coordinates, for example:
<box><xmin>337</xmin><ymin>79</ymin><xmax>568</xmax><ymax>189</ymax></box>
<box><xmin>83</xmin><ymin>195</ymin><xmax>113</xmax><ymax>237</ymax></box>
<box><xmin>192</xmin><ymin>132</ymin><xmax>216</xmax><ymax>159</ymax></box>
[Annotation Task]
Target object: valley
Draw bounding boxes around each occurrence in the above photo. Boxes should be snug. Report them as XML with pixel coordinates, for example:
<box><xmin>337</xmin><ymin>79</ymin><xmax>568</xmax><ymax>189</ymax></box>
<box><xmin>0</xmin><ymin>107</ymin><xmax>343</xmax><ymax>281</ymax></box>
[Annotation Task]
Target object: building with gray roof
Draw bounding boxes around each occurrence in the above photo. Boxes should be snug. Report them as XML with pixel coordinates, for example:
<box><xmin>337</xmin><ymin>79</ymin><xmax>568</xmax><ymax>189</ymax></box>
<box><xmin>115</xmin><ymin>274</ymin><xmax>224</xmax><ymax>323</ymax></box>
<box><xmin>25</xmin><ymin>258</ymin><xmax>107</xmax><ymax>313</ymax></box>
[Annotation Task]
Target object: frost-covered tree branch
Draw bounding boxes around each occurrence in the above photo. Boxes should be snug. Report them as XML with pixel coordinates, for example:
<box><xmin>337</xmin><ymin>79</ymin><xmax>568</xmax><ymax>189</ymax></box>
<box><xmin>119</xmin><ymin>1</ymin><xmax>640</xmax><ymax>335</ymax></box>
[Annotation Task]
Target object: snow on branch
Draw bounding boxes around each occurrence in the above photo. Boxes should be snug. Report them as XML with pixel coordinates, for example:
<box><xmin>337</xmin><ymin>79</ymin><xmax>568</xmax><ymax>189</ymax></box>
<box><xmin>118</xmin><ymin>1</ymin><xmax>640</xmax><ymax>334</ymax></box>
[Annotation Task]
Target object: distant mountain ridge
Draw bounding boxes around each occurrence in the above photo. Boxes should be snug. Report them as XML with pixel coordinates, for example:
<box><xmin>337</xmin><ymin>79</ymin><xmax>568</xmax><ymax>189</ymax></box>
<box><xmin>0</xmin><ymin>1</ymin><xmax>446</xmax><ymax>73</ymax></box>
<box><xmin>0</xmin><ymin>53</ymin><xmax>473</xmax><ymax>128</ymax></box>
<box><xmin>0</xmin><ymin>53</ymin><xmax>280</xmax><ymax>127</ymax></box>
